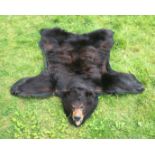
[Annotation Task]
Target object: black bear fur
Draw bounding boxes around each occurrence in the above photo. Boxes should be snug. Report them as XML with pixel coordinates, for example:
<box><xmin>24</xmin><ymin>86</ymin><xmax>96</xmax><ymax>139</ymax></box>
<box><xmin>10</xmin><ymin>28</ymin><xmax>144</xmax><ymax>126</ymax></box>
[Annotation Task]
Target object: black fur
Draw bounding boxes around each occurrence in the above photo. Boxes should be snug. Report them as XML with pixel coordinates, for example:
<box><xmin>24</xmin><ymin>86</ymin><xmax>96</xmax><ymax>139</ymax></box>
<box><xmin>10</xmin><ymin>28</ymin><xmax>144</xmax><ymax>126</ymax></box>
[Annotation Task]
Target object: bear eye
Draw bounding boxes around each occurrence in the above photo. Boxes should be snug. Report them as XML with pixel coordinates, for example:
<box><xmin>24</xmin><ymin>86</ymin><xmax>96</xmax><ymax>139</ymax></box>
<box><xmin>64</xmin><ymin>91</ymin><xmax>70</xmax><ymax>97</ymax></box>
<box><xmin>86</xmin><ymin>91</ymin><xmax>93</xmax><ymax>98</ymax></box>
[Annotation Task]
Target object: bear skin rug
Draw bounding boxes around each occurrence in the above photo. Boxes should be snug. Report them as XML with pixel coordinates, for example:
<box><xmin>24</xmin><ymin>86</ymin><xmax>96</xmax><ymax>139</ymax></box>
<box><xmin>10</xmin><ymin>28</ymin><xmax>144</xmax><ymax>127</ymax></box>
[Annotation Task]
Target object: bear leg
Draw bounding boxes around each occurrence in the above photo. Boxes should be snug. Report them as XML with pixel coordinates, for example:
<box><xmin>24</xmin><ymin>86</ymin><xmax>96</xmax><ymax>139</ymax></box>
<box><xmin>10</xmin><ymin>71</ymin><xmax>53</xmax><ymax>98</ymax></box>
<box><xmin>101</xmin><ymin>72</ymin><xmax>144</xmax><ymax>94</ymax></box>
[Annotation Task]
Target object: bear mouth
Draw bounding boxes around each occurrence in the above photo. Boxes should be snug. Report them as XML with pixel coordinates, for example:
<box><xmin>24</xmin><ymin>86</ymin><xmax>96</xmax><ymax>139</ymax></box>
<box><xmin>72</xmin><ymin>108</ymin><xmax>84</xmax><ymax>127</ymax></box>
<box><xmin>73</xmin><ymin>118</ymin><xmax>83</xmax><ymax>127</ymax></box>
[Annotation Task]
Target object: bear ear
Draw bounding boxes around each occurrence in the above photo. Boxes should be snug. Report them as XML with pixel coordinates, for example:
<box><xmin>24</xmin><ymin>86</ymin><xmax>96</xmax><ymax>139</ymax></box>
<box><xmin>106</xmin><ymin>29</ymin><xmax>114</xmax><ymax>37</ymax></box>
<box><xmin>62</xmin><ymin>90</ymin><xmax>70</xmax><ymax>97</ymax></box>
<box><xmin>54</xmin><ymin>89</ymin><xmax>70</xmax><ymax>97</ymax></box>
<box><xmin>111</xmin><ymin>30</ymin><xmax>114</xmax><ymax>36</ymax></box>
<box><xmin>95</xmin><ymin>87</ymin><xmax>102</xmax><ymax>94</ymax></box>
<box><xmin>57</xmin><ymin>89</ymin><xmax>70</xmax><ymax>94</ymax></box>
<box><xmin>39</xmin><ymin>28</ymin><xmax>46</xmax><ymax>35</ymax></box>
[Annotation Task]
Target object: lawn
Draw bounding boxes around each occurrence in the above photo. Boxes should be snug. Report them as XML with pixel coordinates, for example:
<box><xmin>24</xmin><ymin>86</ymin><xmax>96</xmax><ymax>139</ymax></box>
<box><xmin>0</xmin><ymin>16</ymin><xmax>155</xmax><ymax>138</ymax></box>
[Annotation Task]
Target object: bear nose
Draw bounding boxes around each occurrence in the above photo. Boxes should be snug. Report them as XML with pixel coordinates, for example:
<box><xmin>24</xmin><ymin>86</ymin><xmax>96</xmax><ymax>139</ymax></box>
<box><xmin>73</xmin><ymin>116</ymin><xmax>81</xmax><ymax>121</ymax></box>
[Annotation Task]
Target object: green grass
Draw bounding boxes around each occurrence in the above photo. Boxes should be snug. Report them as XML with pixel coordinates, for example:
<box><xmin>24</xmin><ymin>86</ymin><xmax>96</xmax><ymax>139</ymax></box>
<box><xmin>0</xmin><ymin>16</ymin><xmax>155</xmax><ymax>138</ymax></box>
